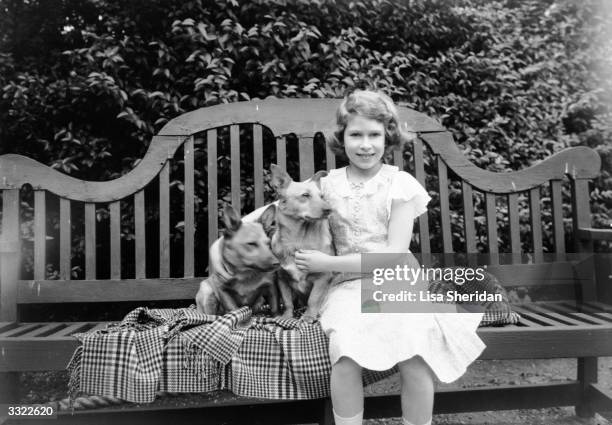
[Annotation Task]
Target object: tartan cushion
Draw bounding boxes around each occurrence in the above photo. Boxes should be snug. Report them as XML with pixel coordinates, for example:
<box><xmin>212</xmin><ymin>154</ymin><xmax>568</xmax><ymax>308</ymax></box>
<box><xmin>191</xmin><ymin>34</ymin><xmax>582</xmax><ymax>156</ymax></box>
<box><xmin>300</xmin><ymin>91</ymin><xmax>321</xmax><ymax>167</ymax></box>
<box><xmin>428</xmin><ymin>270</ymin><xmax>521</xmax><ymax>326</ymax></box>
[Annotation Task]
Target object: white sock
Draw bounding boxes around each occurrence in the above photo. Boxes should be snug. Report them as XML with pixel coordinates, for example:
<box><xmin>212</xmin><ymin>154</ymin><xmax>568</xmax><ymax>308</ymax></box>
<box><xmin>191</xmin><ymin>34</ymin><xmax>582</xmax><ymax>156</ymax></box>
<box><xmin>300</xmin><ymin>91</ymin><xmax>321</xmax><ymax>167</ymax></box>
<box><xmin>402</xmin><ymin>417</ymin><xmax>432</xmax><ymax>425</ymax></box>
<box><xmin>332</xmin><ymin>408</ymin><xmax>363</xmax><ymax>425</ymax></box>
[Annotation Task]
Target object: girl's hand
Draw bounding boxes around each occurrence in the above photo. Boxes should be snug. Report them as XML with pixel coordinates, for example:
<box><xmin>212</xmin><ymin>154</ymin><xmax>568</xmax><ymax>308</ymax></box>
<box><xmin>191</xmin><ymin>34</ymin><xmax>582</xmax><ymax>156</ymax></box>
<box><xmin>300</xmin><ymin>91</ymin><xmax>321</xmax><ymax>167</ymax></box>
<box><xmin>295</xmin><ymin>249</ymin><xmax>331</xmax><ymax>273</ymax></box>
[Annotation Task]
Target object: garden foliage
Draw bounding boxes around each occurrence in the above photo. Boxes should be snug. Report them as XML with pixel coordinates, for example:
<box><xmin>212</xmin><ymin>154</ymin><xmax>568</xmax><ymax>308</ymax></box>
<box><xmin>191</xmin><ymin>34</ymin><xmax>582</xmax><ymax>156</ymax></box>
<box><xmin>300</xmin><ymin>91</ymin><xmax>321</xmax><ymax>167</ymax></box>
<box><xmin>0</xmin><ymin>0</ymin><xmax>610</xmax><ymax>279</ymax></box>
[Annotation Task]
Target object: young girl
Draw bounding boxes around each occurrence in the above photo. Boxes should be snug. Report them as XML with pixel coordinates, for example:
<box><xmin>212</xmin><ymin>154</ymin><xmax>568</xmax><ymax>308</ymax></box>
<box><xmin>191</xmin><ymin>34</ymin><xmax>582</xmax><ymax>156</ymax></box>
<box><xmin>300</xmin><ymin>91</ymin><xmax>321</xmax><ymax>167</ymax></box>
<box><xmin>294</xmin><ymin>90</ymin><xmax>486</xmax><ymax>425</ymax></box>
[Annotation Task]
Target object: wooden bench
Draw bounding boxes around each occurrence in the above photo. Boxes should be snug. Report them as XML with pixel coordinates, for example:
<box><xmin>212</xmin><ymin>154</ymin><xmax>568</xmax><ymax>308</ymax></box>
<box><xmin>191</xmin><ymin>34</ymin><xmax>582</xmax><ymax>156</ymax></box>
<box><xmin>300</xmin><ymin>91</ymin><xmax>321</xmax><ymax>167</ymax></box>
<box><xmin>1</xmin><ymin>99</ymin><xmax>612</xmax><ymax>424</ymax></box>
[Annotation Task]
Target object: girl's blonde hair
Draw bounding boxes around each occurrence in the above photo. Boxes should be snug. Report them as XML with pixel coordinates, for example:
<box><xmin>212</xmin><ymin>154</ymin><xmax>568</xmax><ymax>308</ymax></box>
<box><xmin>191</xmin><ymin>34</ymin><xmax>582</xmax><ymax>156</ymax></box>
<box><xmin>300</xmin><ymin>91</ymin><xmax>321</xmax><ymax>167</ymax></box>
<box><xmin>327</xmin><ymin>90</ymin><xmax>414</xmax><ymax>162</ymax></box>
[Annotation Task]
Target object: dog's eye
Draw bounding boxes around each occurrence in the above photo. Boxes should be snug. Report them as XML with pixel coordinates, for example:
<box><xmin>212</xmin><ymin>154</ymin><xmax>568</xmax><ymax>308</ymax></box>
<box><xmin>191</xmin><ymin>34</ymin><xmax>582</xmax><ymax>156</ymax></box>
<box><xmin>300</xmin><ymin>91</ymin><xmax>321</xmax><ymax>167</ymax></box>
<box><xmin>248</xmin><ymin>242</ymin><xmax>258</xmax><ymax>247</ymax></box>
<box><xmin>302</xmin><ymin>193</ymin><xmax>311</xmax><ymax>199</ymax></box>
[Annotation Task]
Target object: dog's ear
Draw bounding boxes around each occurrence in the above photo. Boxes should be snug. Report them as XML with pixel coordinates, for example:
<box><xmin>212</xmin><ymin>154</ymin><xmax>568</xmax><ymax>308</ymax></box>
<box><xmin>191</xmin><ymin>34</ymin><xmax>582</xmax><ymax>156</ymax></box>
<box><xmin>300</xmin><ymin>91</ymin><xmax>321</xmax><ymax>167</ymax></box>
<box><xmin>258</xmin><ymin>204</ymin><xmax>277</xmax><ymax>237</ymax></box>
<box><xmin>222</xmin><ymin>205</ymin><xmax>242</xmax><ymax>237</ymax></box>
<box><xmin>270</xmin><ymin>164</ymin><xmax>291</xmax><ymax>192</ymax></box>
<box><xmin>310</xmin><ymin>170</ymin><xmax>328</xmax><ymax>189</ymax></box>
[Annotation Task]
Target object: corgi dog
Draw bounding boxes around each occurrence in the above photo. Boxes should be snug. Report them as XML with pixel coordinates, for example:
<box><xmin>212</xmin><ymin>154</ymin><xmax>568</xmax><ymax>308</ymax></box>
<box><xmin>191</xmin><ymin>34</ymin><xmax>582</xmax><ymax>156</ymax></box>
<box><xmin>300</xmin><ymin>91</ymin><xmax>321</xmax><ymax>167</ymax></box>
<box><xmin>195</xmin><ymin>205</ymin><xmax>280</xmax><ymax>316</ymax></box>
<box><xmin>268</xmin><ymin>164</ymin><xmax>335</xmax><ymax>321</ymax></box>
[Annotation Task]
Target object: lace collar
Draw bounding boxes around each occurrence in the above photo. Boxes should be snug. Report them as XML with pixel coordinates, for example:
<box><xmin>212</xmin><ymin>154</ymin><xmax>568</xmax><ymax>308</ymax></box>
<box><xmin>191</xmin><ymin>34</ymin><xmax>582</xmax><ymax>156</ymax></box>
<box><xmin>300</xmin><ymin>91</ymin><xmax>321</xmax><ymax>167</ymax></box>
<box><xmin>327</xmin><ymin>164</ymin><xmax>397</xmax><ymax>197</ymax></box>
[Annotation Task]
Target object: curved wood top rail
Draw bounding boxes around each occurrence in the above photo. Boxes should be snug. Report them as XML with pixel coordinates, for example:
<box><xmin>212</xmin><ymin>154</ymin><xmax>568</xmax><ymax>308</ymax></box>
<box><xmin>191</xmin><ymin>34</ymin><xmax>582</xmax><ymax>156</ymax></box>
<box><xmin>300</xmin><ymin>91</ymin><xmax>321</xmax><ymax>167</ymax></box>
<box><xmin>0</xmin><ymin>99</ymin><xmax>601</xmax><ymax>200</ymax></box>
<box><xmin>0</xmin><ymin>135</ymin><xmax>184</xmax><ymax>202</ymax></box>
<box><xmin>0</xmin><ymin>99</ymin><xmax>444</xmax><ymax>202</ymax></box>
<box><xmin>421</xmin><ymin>132</ymin><xmax>601</xmax><ymax>193</ymax></box>
<box><xmin>158</xmin><ymin>98</ymin><xmax>447</xmax><ymax>137</ymax></box>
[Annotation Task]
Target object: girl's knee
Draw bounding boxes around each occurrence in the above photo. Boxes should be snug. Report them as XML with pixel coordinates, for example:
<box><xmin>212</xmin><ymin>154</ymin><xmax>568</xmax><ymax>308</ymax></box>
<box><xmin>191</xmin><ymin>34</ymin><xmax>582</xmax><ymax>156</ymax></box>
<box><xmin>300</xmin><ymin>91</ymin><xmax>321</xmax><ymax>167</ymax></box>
<box><xmin>333</xmin><ymin>356</ymin><xmax>362</xmax><ymax>376</ymax></box>
<box><xmin>398</xmin><ymin>356</ymin><xmax>434</xmax><ymax>384</ymax></box>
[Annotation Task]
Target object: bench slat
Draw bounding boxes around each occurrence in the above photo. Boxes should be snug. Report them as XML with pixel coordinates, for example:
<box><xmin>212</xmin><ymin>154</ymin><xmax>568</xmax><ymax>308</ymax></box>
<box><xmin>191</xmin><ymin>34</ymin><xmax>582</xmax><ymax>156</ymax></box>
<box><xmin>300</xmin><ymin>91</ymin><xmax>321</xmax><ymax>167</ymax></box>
<box><xmin>207</xmin><ymin>129</ymin><xmax>219</xmax><ymax>247</ymax></box>
<box><xmin>512</xmin><ymin>306</ymin><xmax>567</xmax><ymax>327</ymax></box>
<box><xmin>0</xmin><ymin>323</ymin><xmax>42</xmax><ymax>337</ymax></box>
<box><xmin>437</xmin><ymin>157</ymin><xmax>453</xmax><ymax>253</ymax></box>
<box><xmin>276</xmin><ymin>137</ymin><xmax>287</xmax><ymax>172</ymax></box>
<box><xmin>50</xmin><ymin>322</ymin><xmax>100</xmax><ymax>338</ymax></box>
<box><xmin>561</xmin><ymin>302</ymin><xmax>612</xmax><ymax>322</ymax></box>
<box><xmin>0</xmin><ymin>189</ymin><xmax>20</xmax><ymax>321</ymax></box>
<box><xmin>529</xmin><ymin>187</ymin><xmax>543</xmax><ymax>261</ymax></box>
<box><xmin>299</xmin><ymin>137</ymin><xmax>314</xmax><ymax>181</ymax></box>
<box><xmin>85</xmin><ymin>202</ymin><xmax>96</xmax><ymax>280</ymax></box>
<box><xmin>487</xmin><ymin>262</ymin><xmax>576</xmax><ymax>287</ymax></box>
<box><xmin>478</xmin><ymin>325</ymin><xmax>612</xmax><ymax>358</ymax></box>
<box><xmin>583</xmin><ymin>301</ymin><xmax>612</xmax><ymax>313</ymax></box>
<box><xmin>550</xmin><ymin>180</ymin><xmax>565</xmax><ymax>253</ymax></box>
<box><xmin>485</xmin><ymin>193</ymin><xmax>498</xmax><ymax>257</ymax></box>
<box><xmin>184</xmin><ymin>136</ymin><xmax>195</xmax><ymax>278</ymax></box>
<box><xmin>17</xmin><ymin>278</ymin><xmax>202</xmax><ymax>303</ymax></box>
<box><xmin>413</xmin><ymin>138</ymin><xmax>430</xmax><ymax>254</ymax></box>
<box><xmin>522</xmin><ymin>304</ymin><xmax>586</xmax><ymax>326</ymax></box>
<box><xmin>110</xmin><ymin>200</ymin><xmax>121</xmax><ymax>280</ymax></box>
<box><xmin>462</xmin><ymin>182</ymin><xmax>476</xmax><ymax>253</ymax></box>
<box><xmin>326</xmin><ymin>143</ymin><xmax>336</xmax><ymax>170</ymax></box>
<box><xmin>13</xmin><ymin>268</ymin><xmax>581</xmax><ymax>303</ymax></box>
<box><xmin>59</xmin><ymin>198</ymin><xmax>71</xmax><ymax>280</ymax></box>
<box><xmin>540</xmin><ymin>302</ymin><xmax>610</xmax><ymax>326</ymax></box>
<box><xmin>18</xmin><ymin>323</ymin><xmax>66</xmax><ymax>338</ymax></box>
<box><xmin>391</xmin><ymin>148</ymin><xmax>402</xmax><ymax>170</ymax></box>
<box><xmin>253</xmin><ymin>125</ymin><xmax>264</xmax><ymax>209</ymax></box>
<box><xmin>572</xmin><ymin>178</ymin><xmax>593</xmax><ymax>252</ymax></box>
<box><xmin>508</xmin><ymin>193</ymin><xmax>521</xmax><ymax>254</ymax></box>
<box><xmin>34</xmin><ymin>190</ymin><xmax>46</xmax><ymax>281</ymax></box>
<box><xmin>159</xmin><ymin>161</ymin><xmax>170</xmax><ymax>278</ymax></box>
<box><xmin>230</xmin><ymin>125</ymin><xmax>241</xmax><ymax>213</ymax></box>
<box><xmin>4</xmin><ymin>323</ymin><xmax>92</xmax><ymax>339</ymax></box>
<box><xmin>135</xmin><ymin>190</ymin><xmax>146</xmax><ymax>279</ymax></box>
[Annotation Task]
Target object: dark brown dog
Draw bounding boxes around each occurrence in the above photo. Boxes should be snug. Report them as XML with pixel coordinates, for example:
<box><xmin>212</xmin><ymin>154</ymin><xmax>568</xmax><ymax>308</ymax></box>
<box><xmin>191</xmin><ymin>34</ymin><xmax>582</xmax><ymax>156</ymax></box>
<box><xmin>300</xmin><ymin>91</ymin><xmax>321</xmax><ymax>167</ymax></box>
<box><xmin>268</xmin><ymin>164</ymin><xmax>335</xmax><ymax>321</ymax></box>
<box><xmin>195</xmin><ymin>205</ymin><xmax>280</xmax><ymax>315</ymax></box>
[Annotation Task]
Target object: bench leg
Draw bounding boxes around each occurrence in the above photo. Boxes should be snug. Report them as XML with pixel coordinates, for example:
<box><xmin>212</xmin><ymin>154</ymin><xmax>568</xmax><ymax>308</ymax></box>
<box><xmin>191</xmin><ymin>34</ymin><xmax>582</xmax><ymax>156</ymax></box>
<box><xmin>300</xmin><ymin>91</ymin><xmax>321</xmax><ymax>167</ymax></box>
<box><xmin>319</xmin><ymin>398</ymin><xmax>334</xmax><ymax>425</ymax></box>
<box><xmin>0</xmin><ymin>372</ymin><xmax>20</xmax><ymax>403</ymax></box>
<box><xmin>576</xmin><ymin>357</ymin><xmax>597</xmax><ymax>418</ymax></box>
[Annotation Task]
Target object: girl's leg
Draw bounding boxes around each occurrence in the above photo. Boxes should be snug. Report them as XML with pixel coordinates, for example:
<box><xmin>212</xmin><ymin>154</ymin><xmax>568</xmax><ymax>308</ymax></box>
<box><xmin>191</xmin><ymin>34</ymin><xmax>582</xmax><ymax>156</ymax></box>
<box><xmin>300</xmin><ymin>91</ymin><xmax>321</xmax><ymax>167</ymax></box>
<box><xmin>331</xmin><ymin>356</ymin><xmax>364</xmax><ymax>424</ymax></box>
<box><xmin>398</xmin><ymin>356</ymin><xmax>434</xmax><ymax>425</ymax></box>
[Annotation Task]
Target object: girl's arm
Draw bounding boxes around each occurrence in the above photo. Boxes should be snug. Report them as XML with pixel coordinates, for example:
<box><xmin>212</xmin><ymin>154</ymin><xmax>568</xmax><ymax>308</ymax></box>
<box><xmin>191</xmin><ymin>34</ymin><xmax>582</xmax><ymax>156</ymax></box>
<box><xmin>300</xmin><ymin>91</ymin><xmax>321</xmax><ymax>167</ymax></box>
<box><xmin>296</xmin><ymin>200</ymin><xmax>417</xmax><ymax>273</ymax></box>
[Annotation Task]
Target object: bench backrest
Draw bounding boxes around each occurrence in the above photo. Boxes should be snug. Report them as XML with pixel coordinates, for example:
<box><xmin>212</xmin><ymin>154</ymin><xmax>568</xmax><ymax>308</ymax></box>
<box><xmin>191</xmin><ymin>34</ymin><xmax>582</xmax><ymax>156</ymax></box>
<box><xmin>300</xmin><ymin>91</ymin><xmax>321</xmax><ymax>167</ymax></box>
<box><xmin>0</xmin><ymin>99</ymin><xmax>601</xmax><ymax>321</ymax></box>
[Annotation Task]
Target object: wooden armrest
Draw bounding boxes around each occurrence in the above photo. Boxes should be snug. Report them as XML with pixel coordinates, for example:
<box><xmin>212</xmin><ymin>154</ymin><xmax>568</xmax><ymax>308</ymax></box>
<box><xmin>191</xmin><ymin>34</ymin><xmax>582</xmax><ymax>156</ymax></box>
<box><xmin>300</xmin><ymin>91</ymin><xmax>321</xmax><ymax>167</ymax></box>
<box><xmin>578</xmin><ymin>227</ymin><xmax>612</xmax><ymax>241</ymax></box>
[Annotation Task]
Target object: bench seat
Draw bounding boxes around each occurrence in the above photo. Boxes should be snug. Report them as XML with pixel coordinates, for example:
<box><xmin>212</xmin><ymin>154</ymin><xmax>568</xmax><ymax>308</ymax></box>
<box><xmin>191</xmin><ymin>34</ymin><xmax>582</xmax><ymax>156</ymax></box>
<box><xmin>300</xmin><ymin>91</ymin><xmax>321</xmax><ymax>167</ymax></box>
<box><xmin>2</xmin><ymin>301</ymin><xmax>612</xmax><ymax>373</ymax></box>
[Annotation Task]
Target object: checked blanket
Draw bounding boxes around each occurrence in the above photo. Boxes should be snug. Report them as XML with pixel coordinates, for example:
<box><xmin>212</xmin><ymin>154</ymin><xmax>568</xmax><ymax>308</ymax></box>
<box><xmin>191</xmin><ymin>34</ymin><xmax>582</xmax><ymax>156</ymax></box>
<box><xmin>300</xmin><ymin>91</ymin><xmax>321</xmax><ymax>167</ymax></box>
<box><xmin>68</xmin><ymin>307</ymin><xmax>395</xmax><ymax>403</ymax></box>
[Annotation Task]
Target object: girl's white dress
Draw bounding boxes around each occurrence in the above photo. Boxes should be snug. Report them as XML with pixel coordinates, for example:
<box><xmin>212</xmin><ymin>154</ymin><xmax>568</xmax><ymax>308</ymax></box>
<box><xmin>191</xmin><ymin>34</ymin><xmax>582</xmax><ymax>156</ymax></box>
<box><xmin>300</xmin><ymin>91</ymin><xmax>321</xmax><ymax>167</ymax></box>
<box><xmin>318</xmin><ymin>164</ymin><xmax>486</xmax><ymax>383</ymax></box>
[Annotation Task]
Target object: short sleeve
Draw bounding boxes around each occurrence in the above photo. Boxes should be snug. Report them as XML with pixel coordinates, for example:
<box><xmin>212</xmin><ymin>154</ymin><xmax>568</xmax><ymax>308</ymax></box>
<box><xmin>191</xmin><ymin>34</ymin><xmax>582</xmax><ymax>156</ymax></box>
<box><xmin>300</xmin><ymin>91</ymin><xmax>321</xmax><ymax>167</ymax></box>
<box><xmin>388</xmin><ymin>171</ymin><xmax>431</xmax><ymax>218</ymax></box>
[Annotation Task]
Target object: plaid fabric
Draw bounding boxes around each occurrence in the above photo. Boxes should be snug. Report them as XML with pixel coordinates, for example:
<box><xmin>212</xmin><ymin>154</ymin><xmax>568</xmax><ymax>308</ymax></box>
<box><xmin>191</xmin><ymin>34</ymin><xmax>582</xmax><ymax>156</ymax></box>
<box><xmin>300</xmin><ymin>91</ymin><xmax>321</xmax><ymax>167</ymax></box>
<box><xmin>229</xmin><ymin>316</ymin><xmax>331</xmax><ymax>399</ymax></box>
<box><xmin>68</xmin><ymin>307</ymin><xmax>396</xmax><ymax>403</ymax></box>
<box><xmin>73</xmin><ymin>323</ymin><xmax>166</xmax><ymax>402</ymax></box>
<box><xmin>428</xmin><ymin>270</ymin><xmax>521</xmax><ymax>326</ymax></box>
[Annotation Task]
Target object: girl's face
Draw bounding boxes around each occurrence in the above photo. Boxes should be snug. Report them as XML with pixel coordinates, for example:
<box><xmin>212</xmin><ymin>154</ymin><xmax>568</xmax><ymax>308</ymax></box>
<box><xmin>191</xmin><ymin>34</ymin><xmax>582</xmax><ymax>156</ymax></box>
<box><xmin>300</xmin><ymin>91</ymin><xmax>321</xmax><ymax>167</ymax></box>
<box><xmin>343</xmin><ymin>115</ymin><xmax>385</xmax><ymax>171</ymax></box>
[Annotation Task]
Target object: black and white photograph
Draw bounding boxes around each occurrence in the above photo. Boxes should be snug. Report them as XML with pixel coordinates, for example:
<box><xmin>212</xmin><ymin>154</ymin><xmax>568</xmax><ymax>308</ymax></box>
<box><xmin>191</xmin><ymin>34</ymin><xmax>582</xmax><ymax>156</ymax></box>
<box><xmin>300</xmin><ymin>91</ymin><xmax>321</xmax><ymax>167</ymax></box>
<box><xmin>0</xmin><ymin>1</ymin><xmax>611</xmax><ymax>424</ymax></box>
